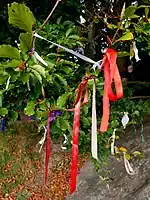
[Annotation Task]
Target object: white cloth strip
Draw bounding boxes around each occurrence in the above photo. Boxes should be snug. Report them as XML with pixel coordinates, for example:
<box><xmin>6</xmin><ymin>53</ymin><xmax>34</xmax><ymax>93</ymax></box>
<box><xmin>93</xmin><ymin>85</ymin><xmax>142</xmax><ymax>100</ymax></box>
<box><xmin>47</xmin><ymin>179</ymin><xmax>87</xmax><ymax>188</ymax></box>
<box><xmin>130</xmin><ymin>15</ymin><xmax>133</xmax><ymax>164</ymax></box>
<box><xmin>34</xmin><ymin>33</ymin><xmax>100</xmax><ymax>67</ymax></box>
<box><xmin>111</xmin><ymin>129</ymin><xmax>116</xmax><ymax>155</ymax></box>
<box><xmin>6</xmin><ymin>77</ymin><xmax>11</xmax><ymax>90</ymax></box>
<box><xmin>34</xmin><ymin>51</ymin><xmax>48</xmax><ymax>66</ymax></box>
<box><xmin>61</xmin><ymin>134</ymin><xmax>68</xmax><ymax>150</ymax></box>
<box><xmin>91</xmin><ymin>79</ymin><xmax>98</xmax><ymax>159</ymax></box>
<box><xmin>38</xmin><ymin>125</ymin><xmax>47</xmax><ymax>153</ymax></box>
<box><xmin>123</xmin><ymin>152</ymin><xmax>135</xmax><ymax>175</ymax></box>
<box><xmin>133</xmin><ymin>41</ymin><xmax>141</xmax><ymax>62</ymax></box>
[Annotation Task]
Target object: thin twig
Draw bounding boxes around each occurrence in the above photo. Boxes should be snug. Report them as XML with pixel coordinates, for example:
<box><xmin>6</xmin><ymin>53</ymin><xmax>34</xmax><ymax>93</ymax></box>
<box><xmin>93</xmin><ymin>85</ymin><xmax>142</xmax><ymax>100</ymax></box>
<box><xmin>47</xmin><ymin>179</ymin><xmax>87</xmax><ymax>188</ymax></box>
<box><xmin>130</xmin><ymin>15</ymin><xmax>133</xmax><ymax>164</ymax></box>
<box><xmin>127</xmin><ymin>96</ymin><xmax>150</xmax><ymax>100</ymax></box>
<box><xmin>112</xmin><ymin>3</ymin><xmax>126</xmax><ymax>43</ymax></box>
<box><xmin>127</xmin><ymin>81</ymin><xmax>150</xmax><ymax>85</ymax></box>
<box><xmin>38</xmin><ymin>0</ymin><xmax>62</xmax><ymax>32</ymax></box>
<box><xmin>32</xmin><ymin>0</ymin><xmax>61</xmax><ymax>50</ymax></box>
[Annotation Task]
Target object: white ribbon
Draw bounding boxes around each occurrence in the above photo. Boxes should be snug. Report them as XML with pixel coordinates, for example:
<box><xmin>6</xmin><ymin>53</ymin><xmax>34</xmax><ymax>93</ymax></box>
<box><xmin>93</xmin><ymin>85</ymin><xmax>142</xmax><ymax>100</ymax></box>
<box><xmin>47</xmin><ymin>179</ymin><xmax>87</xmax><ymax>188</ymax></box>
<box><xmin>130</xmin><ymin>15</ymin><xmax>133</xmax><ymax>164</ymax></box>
<box><xmin>37</xmin><ymin>125</ymin><xmax>47</xmax><ymax>153</ymax></box>
<box><xmin>6</xmin><ymin>77</ymin><xmax>11</xmax><ymax>90</ymax></box>
<box><xmin>121</xmin><ymin>112</ymin><xmax>129</xmax><ymax>129</ymax></box>
<box><xmin>91</xmin><ymin>79</ymin><xmax>98</xmax><ymax>159</ymax></box>
<box><xmin>111</xmin><ymin>129</ymin><xmax>116</xmax><ymax>156</ymax></box>
<box><xmin>61</xmin><ymin>134</ymin><xmax>68</xmax><ymax>150</ymax></box>
<box><xmin>133</xmin><ymin>41</ymin><xmax>141</xmax><ymax>62</ymax></box>
<box><xmin>27</xmin><ymin>81</ymin><xmax>31</xmax><ymax>91</ymax></box>
<box><xmin>123</xmin><ymin>152</ymin><xmax>135</xmax><ymax>175</ymax></box>
<box><xmin>34</xmin><ymin>51</ymin><xmax>48</xmax><ymax>66</ymax></box>
<box><xmin>34</xmin><ymin>33</ymin><xmax>100</xmax><ymax>68</ymax></box>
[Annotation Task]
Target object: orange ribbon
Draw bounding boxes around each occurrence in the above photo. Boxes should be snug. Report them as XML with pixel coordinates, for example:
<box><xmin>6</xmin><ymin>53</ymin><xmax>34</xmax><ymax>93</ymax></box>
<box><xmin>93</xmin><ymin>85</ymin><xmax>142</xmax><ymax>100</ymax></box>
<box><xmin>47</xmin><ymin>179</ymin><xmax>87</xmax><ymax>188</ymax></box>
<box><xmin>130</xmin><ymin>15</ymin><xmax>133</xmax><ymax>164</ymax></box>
<box><xmin>100</xmin><ymin>48</ymin><xmax>123</xmax><ymax>132</ymax></box>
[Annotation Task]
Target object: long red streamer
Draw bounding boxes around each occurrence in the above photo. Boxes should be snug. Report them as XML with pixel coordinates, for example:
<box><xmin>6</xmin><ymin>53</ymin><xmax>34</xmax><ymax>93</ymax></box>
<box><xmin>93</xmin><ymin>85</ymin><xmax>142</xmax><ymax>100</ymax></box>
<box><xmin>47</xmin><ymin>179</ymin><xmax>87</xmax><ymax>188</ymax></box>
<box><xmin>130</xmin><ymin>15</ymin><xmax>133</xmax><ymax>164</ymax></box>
<box><xmin>70</xmin><ymin>100</ymin><xmax>81</xmax><ymax>194</ymax></box>
<box><xmin>100</xmin><ymin>48</ymin><xmax>123</xmax><ymax>132</ymax></box>
<box><xmin>45</xmin><ymin>112</ymin><xmax>51</xmax><ymax>183</ymax></box>
<box><xmin>70</xmin><ymin>76</ymin><xmax>94</xmax><ymax>194</ymax></box>
<box><xmin>27</xmin><ymin>116</ymin><xmax>30</xmax><ymax>124</ymax></box>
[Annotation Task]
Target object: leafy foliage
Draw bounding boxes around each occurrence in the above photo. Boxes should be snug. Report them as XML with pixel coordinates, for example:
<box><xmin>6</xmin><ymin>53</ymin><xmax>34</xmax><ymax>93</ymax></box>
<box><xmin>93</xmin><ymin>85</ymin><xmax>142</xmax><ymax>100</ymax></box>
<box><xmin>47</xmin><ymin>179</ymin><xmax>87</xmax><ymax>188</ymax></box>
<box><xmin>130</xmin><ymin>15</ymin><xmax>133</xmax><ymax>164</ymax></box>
<box><xmin>0</xmin><ymin>2</ymin><xmax>150</xmax><ymax>179</ymax></box>
<box><xmin>8</xmin><ymin>2</ymin><xmax>35</xmax><ymax>32</ymax></box>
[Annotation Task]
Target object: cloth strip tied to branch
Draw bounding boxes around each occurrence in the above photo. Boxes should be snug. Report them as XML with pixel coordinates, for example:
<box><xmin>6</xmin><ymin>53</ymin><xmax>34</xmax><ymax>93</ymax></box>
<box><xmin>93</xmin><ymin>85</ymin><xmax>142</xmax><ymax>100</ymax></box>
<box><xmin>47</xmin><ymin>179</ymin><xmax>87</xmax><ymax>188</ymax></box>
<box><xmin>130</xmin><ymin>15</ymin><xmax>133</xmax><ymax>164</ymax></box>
<box><xmin>100</xmin><ymin>48</ymin><xmax>123</xmax><ymax>132</ymax></box>
<box><xmin>69</xmin><ymin>75</ymin><xmax>98</xmax><ymax>194</ymax></box>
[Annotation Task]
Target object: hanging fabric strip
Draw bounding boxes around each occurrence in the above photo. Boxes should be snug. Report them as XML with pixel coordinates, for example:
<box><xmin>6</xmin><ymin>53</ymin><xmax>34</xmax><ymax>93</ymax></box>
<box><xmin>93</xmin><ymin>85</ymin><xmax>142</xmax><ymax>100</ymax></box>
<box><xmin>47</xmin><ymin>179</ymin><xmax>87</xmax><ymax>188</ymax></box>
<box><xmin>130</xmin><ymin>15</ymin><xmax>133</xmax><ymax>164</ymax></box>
<box><xmin>45</xmin><ymin>112</ymin><xmax>51</xmax><ymax>183</ymax></box>
<box><xmin>27</xmin><ymin>116</ymin><xmax>30</xmax><ymax>124</ymax></box>
<box><xmin>91</xmin><ymin>79</ymin><xmax>97</xmax><ymax>159</ymax></box>
<box><xmin>38</xmin><ymin>125</ymin><xmax>47</xmax><ymax>153</ymax></box>
<box><xmin>1</xmin><ymin>118</ymin><xmax>5</xmax><ymax>132</ymax></box>
<box><xmin>111</xmin><ymin>129</ymin><xmax>116</xmax><ymax>156</ymax></box>
<box><xmin>69</xmin><ymin>75</ymin><xmax>97</xmax><ymax>194</ymax></box>
<box><xmin>70</xmin><ymin>77</ymin><xmax>88</xmax><ymax>194</ymax></box>
<box><xmin>70</xmin><ymin>100</ymin><xmax>81</xmax><ymax>194</ymax></box>
<box><xmin>100</xmin><ymin>59</ymin><xmax>110</xmax><ymax>132</ymax></box>
<box><xmin>0</xmin><ymin>92</ymin><xmax>3</xmax><ymax>108</ymax></box>
<box><xmin>6</xmin><ymin>77</ymin><xmax>11</xmax><ymax>90</ymax></box>
<box><xmin>123</xmin><ymin>152</ymin><xmax>135</xmax><ymax>175</ymax></box>
<box><xmin>100</xmin><ymin>48</ymin><xmax>123</xmax><ymax>132</ymax></box>
<box><xmin>133</xmin><ymin>41</ymin><xmax>140</xmax><ymax>62</ymax></box>
<box><xmin>34</xmin><ymin>33</ymin><xmax>100</xmax><ymax>67</ymax></box>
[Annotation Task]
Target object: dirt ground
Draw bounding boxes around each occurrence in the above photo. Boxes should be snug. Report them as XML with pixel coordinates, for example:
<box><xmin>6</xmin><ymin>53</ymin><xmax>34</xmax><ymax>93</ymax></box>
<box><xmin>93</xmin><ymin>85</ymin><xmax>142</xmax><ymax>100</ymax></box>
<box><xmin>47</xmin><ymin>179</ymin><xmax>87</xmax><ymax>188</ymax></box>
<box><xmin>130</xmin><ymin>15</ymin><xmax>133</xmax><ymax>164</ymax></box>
<box><xmin>0</xmin><ymin>121</ymin><xmax>88</xmax><ymax>200</ymax></box>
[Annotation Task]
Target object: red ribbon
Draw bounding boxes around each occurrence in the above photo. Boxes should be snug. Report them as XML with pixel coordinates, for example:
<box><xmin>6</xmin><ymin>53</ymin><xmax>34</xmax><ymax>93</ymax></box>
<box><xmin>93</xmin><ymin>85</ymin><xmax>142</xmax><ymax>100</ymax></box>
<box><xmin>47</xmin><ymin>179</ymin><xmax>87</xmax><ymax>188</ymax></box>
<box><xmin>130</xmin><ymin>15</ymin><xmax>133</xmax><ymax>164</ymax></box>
<box><xmin>100</xmin><ymin>48</ymin><xmax>123</xmax><ymax>132</ymax></box>
<box><xmin>45</xmin><ymin>112</ymin><xmax>51</xmax><ymax>183</ymax></box>
<box><xmin>70</xmin><ymin>76</ymin><xmax>94</xmax><ymax>194</ymax></box>
<box><xmin>27</xmin><ymin>116</ymin><xmax>30</xmax><ymax>124</ymax></box>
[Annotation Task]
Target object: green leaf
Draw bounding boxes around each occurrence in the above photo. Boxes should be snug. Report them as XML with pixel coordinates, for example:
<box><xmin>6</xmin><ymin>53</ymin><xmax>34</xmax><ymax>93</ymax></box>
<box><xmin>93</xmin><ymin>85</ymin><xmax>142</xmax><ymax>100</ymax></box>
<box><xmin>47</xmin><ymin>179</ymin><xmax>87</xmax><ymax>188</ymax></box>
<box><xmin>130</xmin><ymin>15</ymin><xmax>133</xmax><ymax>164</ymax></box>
<box><xmin>24</xmin><ymin>107</ymin><xmax>35</xmax><ymax>116</ymax></box>
<box><xmin>132</xmin><ymin>151</ymin><xmax>142</xmax><ymax>156</ymax></box>
<box><xmin>125</xmin><ymin>153</ymin><xmax>131</xmax><ymax>160</ymax></box>
<box><xmin>118</xmin><ymin>51</ymin><xmax>130</xmax><ymax>58</ymax></box>
<box><xmin>27</xmin><ymin>100</ymin><xmax>36</xmax><ymax>108</ymax></box>
<box><xmin>81</xmin><ymin>116</ymin><xmax>90</xmax><ymax>127</ymax></box>
<box><xmin>82</xmin><ymin>105</ymin><xmax>89</xmax><ymax>115</ymax></box>
<box><xmin>130</xmin><ymin>42</ymin><xmax>135</xmax><ymax>60</ymax></box>
<box><xmin>10</xmin><ymin>71</ymin><xmax>20</xmax><ymax>82</ymax></box>
<box><xmin>19</xmin><ymin>32</ymin><xmax>33</xmax><ymax>52</ymax></box>
<box><xmin>116</xmin><ymin>32</ymin><xmax>133</xmax><ymax>42</ymax></box>
<box><xmin>0</xmin><ymin>73</ymin><xmax>9</xmax><ymax>85</ymax></box>
<box><xmin>133</xmin><ymin>110</ymin><xmax>140</xmax><ymax>116</ymax></box>
<box><xmin>57</xmin><ymin>92</ymin><xmax>71</xmax><ymax>108</ymax></box>
<box><xmin>55</xmin><ymin>74</ymin><xmax>67</xmax><ymax>86</ymax></box>
<box><xmin>0</xmin><ymin>45</ymin><xmax>20</xmax><ymax>60</ymax></box>
<box><xmin>107</xmin><ymin>24</ymin><xmax>118</xmax><ymax>29</ymax></box>
<box><xmin>129</xmin><ymin>14</ymin><xmax>140</xmax><ymax>18</ymax></box>
<box><xmin>39</xmin><ymin>101</ymin><xmax>47</xmax><ymax>111</ymax></box>
<box><xmin>30</xmin><ymin>65</ymin><xmax>46</xmax><ymax>77</ymax></box>
<box><xmin>36</xmin><ymin>110</ymin><xmax>47</xmax><ymax>120</ymax></box>
<box><xmin>124</xmin><ymin>6</ymin><xmax>137</xmax><ymax>19</ymax></box>
<box><xmin>0</xmin><ymin>108</ymin><xmax>8</xmax><ymax>116</ymax></box>
<box><xmin>68</xmin><ymin>35</ymin><xmax>80</xmax><ymax>40</ymax></box>
<box><xmin>1</xmin><ymin>59</ymin><xmax>21</xmax><ymax>68</ymax></box>
<box><xmin>61</xmin><ymin>66</ymin><xmax>72</xmax><ymax>74</ymax></box>
<box><xmin>20</xmin><ymin>72</ymin><xmax>30</xmax><ymax>84</ymax></box>
<box><xmin>66</xmin><ymin>28</ymin><xmax>73</xmax><ymax>37</ymax></box>
<box><xmin>111</xmin><ymin>120</ymin><xmax>120</xmax><ymax>128</ymax></box>
<box><xmin>8</xmin><ymin>2</ymin><xmax>36</xmax><ymax>32</ymax></box>
<box><xmin>59</xmin><ymin>118</ymin><xmax>69</xmax><ymax>131</ymax></box>
<box><xmin>9</xmin><ymin>110</ymin><xmax>18</xmax><ymax>120</ymax></box>
<box><xmin>31</xmin><ymin>70</ymin><xmax>42</xmax><ymax>84</ymax></box>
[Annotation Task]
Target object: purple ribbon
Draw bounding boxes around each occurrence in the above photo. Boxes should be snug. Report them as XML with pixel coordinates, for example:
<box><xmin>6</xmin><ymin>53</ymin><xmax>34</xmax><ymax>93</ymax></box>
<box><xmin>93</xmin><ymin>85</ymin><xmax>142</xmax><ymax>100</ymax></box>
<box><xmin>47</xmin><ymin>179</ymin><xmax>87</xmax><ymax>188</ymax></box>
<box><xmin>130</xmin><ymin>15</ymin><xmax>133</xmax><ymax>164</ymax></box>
<box><xmin>1</xmin><ymin>118</ymin><xmax>5</xmax><ymax>132</ymax></box>
<box><xmin>50</xmin><ymin>110</ymin><xmax>62</xmax><ymax>121</ymax></box>
<box><xmin>46</xmin><ymin>110</ymin><xmax>62</xmax><ymax>129</ymax></box>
